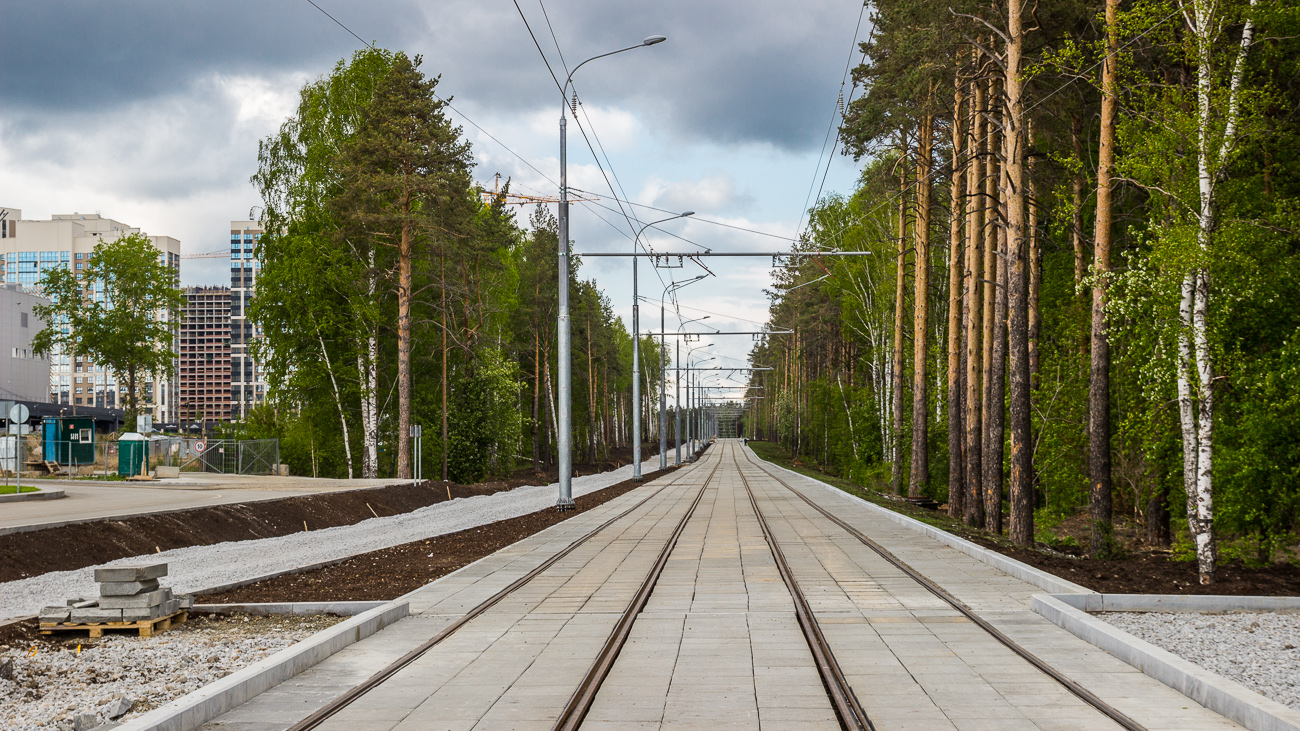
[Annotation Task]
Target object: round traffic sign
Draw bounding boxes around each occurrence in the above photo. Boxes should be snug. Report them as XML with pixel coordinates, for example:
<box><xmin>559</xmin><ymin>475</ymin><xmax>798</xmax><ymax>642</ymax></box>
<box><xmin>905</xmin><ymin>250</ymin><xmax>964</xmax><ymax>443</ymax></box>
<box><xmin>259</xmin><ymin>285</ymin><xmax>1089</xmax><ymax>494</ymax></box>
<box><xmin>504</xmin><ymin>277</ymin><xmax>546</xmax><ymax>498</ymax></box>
<box><xmin>8</xmin><ymin>404</ymin><xmax>29</xmax><ymax>424</ymax></box>
<box><xmin>193</xmin><ymin>439</ymin><xmax>207</xmax><ymax>454</ymax></box>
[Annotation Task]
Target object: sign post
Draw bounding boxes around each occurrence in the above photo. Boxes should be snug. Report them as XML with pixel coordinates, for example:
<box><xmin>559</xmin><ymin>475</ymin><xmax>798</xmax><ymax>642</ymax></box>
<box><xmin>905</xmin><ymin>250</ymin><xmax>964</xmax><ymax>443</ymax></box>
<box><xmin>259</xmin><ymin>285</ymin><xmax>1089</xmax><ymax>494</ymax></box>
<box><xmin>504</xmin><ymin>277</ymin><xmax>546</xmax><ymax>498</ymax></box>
<box><xmin>410</xmin><ymin>425</ymin><xmax>422</xmax><ymax>483</ymax></box>
<box><xmin>9</xmin><ymin>404</ymin><xmax>30</xmax><ymax>493</ymax></box>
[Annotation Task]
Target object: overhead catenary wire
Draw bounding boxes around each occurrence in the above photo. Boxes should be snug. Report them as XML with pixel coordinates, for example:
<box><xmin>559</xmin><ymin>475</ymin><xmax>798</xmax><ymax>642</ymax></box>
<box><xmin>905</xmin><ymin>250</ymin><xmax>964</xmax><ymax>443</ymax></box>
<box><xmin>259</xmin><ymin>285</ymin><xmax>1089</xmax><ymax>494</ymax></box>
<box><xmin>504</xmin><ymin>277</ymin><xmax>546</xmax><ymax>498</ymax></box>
<box><xmin>303</xmin><ymin>0</ymin><xmax>794</xmax><ymax>249</ymax></box>
<box><xmin>793</xmin><ymin>0</ymin><xmax>870</xmax><ymax>242</ymax></box>
<box><xmin>815</xmin><ymin>4</ymin><xmax>1184</xmax><ymax>247</ymax></box>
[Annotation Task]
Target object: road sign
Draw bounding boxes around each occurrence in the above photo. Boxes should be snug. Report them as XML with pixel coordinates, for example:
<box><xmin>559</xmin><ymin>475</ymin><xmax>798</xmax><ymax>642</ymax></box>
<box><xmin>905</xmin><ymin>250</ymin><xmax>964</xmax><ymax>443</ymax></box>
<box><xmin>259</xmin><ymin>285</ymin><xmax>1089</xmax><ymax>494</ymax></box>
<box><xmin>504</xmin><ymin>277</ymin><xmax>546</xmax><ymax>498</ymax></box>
<box><xmin>8</xmin><ymin>404</ymin><xmax>29</xmax><ymax>424</ymax></box>
<box><xmin>139</xmin><ymin>415</ymin><xmax>153</xmax><ymax>434</ymax></box>
<box><xmin>193</xmin><ymin>439</ymin><xmax>207</xmax><ymax>454</ymax></box>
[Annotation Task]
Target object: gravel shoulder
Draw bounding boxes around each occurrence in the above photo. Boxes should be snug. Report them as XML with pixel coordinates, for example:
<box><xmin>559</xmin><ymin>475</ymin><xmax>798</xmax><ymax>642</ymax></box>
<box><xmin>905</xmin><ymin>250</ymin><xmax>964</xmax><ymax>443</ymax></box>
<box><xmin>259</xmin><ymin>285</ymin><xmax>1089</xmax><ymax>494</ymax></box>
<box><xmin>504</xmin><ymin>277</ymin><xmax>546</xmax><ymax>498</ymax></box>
<box><xmin>1100</xmin><ymin>611</ymin><xmax>1300</xmax><ymax>709</ymax></box>
<box><xmin>0</xmin><ymin>459</ymin><xmax>664</xmax><ymax>623</ymax></box>
<box><xmin>0</xmin><ymin>613</ymin><xmax>343</xmax><ymax>731</ymax></box>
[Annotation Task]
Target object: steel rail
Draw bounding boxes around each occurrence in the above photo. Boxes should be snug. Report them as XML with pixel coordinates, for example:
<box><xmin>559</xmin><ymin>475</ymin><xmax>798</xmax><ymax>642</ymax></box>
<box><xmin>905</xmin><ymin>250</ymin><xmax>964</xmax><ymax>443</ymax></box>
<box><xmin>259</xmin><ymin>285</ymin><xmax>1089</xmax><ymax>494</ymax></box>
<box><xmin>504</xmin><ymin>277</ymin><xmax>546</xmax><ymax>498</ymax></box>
<box><xmin>287</xmin><ymin>455</ymin><xmax>712</xmax><ymax>731</ymax></box>
<box><xmin>736</xmin><ymin>447</ymin><xmax>1148</xmax><ymax>731</ymax></box>
<box><xmin>552</xmin><ymin>459</ymin><xmax>721</xmax><ymax>731</ymax></box>
<box><xmin>732</xmin><ymin>447</ymin><xmax>874</xmax><ymax>731</ymax></box>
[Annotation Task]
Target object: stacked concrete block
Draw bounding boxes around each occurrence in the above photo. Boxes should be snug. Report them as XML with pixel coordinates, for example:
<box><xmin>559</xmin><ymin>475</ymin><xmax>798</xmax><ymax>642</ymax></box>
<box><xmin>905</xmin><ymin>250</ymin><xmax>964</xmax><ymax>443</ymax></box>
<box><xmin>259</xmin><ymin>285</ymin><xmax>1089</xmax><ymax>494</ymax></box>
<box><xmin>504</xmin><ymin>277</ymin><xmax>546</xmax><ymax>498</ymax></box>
<box><xmin>39</xmin><ymin>562</ymin><xmax>195</xmax><ymax>626</ymax></box>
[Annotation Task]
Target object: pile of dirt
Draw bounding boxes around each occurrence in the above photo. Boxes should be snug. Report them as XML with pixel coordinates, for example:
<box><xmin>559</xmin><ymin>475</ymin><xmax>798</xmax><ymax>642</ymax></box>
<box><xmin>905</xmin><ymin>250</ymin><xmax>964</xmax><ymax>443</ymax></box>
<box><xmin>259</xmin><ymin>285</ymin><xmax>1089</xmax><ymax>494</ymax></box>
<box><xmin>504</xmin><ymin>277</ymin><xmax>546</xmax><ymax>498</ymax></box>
<box><xmin>200</xmin><ymin>467</ymin><xmax>673</xmax><ymax>603</ymax></box>
<box><xmin>970</xmin><ymin>539</ymin><xmax>1300</xmax><ymax>595</ymax></box>
<box><xmin>0</xmin><ymin>481</ymin><xmax>516</xmax><ymax>583</ymax></box>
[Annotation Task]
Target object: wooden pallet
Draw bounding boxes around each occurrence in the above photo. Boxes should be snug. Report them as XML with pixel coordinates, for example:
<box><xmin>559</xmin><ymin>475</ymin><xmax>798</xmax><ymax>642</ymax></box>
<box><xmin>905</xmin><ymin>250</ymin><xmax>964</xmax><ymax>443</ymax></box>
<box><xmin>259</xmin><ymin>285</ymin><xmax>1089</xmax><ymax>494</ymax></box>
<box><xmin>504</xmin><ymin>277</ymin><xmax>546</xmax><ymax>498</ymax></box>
<box><xmin>40</xmin><ymin>609</ymin><xmax>188</xmax><ymax>638</ymax></box>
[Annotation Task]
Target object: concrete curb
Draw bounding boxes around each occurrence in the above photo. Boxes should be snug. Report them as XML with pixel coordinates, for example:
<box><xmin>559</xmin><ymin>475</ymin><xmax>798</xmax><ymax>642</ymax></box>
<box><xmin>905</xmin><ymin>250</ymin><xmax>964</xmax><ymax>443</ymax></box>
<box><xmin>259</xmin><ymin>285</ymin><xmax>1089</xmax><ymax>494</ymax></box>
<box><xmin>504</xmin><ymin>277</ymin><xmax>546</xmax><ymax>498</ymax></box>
<box><xmin>1049</xmin><ymin>593</ymin><xmax>1300</xmax><ymax>613</ymax></box>
<box><xmin>193</xmin><ymin>601</ymin><xmax>389</xmax><ymax>617</ymax></box>
<box><xmin>758</xmin><ymin>457</ymin><xmax>1094</xmax><ymax>595</ymax></box>
<box><xmin>114</xmin><ymin>599</ymin><xmax>409</xmax><ymax>731</ymax></box>
<box><xmin>1032</xmin><ymin>593</ymin><xmax>1300</xmax><ymax>731</ymax></box>
<box><xmin>0</xmin><ymin>489</ymin><xmax>64</xmax><ymax>503</ymax></box>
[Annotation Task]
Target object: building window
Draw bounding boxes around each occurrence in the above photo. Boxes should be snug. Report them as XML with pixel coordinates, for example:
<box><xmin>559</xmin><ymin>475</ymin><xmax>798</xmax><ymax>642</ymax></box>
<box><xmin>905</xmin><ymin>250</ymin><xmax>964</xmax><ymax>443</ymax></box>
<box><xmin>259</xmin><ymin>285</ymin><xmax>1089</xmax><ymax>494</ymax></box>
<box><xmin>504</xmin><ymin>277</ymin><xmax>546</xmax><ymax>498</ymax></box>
<box><xmin>20</xmin><ymin>312</ymin><xmax>28</xmax><ymax>328</ymax></box>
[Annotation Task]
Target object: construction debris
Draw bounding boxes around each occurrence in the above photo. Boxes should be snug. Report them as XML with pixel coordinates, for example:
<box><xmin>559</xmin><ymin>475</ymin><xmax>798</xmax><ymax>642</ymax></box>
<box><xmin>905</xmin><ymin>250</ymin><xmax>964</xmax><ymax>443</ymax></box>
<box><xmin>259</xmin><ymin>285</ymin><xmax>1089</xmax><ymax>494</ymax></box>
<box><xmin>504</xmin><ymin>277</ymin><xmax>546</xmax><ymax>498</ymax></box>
<box><xmin>2</xmin><ymin>613</ymin><xmax>342</xmax><ymax>731</ymax></box>
<box><xmin>38</xmin><ymin>563</ymin><xmax>194</xmax><ymax>637</ymax></box>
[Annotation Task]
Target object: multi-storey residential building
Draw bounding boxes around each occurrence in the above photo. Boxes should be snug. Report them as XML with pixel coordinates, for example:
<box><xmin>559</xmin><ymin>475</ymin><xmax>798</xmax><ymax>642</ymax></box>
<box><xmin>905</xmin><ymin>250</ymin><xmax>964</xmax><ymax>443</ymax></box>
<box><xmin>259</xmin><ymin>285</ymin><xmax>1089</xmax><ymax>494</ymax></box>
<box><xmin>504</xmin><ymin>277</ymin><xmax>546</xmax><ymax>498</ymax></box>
<box><xmin>0</xmin><ymin>208</ymin><xmax>181</xmax><ymax>422</ymax></box>
<box><xmin>229</xmin><ymin>220</ymin><xmax>267</xmax><ymax>419</ymax></box>
<box><xmin>1</xmin><ymin>283</ymin><xmax>52</xmax><ymax>403</ymax></box>
<box><xmin>179</xmin><ymin>286</ymin><xmax>232</xmax><ymax>425</ymax></box>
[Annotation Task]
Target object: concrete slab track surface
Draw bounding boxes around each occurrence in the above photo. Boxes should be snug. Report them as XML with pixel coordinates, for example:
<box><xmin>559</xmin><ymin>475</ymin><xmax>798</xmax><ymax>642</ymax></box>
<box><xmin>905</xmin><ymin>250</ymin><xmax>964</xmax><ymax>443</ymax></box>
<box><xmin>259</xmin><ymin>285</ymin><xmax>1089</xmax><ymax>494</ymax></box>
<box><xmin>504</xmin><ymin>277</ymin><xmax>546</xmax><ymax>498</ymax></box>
<box><xmin>201</xmin><ymin>441</ymin><xmax>1241</xmax><ymax>731</ymax></box>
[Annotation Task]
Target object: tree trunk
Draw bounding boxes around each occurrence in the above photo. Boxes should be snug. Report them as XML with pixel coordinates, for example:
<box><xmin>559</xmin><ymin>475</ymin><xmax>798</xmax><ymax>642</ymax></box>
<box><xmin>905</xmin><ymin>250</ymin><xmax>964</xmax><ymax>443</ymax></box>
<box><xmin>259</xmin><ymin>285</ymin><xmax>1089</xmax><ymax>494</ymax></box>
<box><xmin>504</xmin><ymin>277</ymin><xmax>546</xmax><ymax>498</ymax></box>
<box><xmin>910</xmin><ymin>113</ymin><xmax>933</xmax><ymax>498</ymax></box>
<box><xmin>533</xmin><ymin>332</ymin><xmax>541</xmax><ymax>471</ymax></box>
<box><xmin>127</xmin><ymin>364</ymin><xmax>138</xmax><ymax>434</ymax></box>
<box><xmin>1027</xmin><ymin>126</ymin><xmax>1042</xmax><ymax>392</ymax></box>
<box><xmin>396</xmin><ymin>194</ymin><xmax>413</xmax><ymax>480</ymax></box>
<box><xmin>892</xmin><ymin>130</ymin><xmax>910</xmax><ymax>495</ymax></box>
<box><xmin>317</xmin><ymin>330</ymin><xmax>353</xmax><ymax>479</ymax></box>
<box><xmin>587</xmin><ymin>317</ymin><xmax>597</xmax><ymax>465</ymax></box>
<box><xmin>960</xmin><ymin>73</ymin><xmax>985</xmax><ymax>523</ymax></box>
<box><xmin>982</xmin><ymin>141</ymin><xmax>1007</xmax><ymax>536</ymax></box>
<box><xmin>977</xmin><ymin>72</ymin><xmax>1002</xmax><ymax>530</ymax></box>
<box><xmin>1005</xmin><ymin>0</ymin><xmax>1035</xmax><ymax>547</ymax></box>
<box><xmin>948</xmin><ymin>79</ymin><xmax>966</xmax><ymax>511</ymax></box>
<box><xmin>1071</xmin><ymin>115</ymin><xmax>1088</xmax><ymax>292</ymax></box>
<box><xmin>362</xmin><ymin>247</ymin><xmax>379</xmax><ymax>479</ymax></box>
<box><xmin>441</xmin><ymin>254</ymin><xmax>449</xmax><ymax>481</ymax></box>
<box><xmin>1089</xmin><ymin>0</ymin><xmax>1119</xmax><ymax>555</ymax></box>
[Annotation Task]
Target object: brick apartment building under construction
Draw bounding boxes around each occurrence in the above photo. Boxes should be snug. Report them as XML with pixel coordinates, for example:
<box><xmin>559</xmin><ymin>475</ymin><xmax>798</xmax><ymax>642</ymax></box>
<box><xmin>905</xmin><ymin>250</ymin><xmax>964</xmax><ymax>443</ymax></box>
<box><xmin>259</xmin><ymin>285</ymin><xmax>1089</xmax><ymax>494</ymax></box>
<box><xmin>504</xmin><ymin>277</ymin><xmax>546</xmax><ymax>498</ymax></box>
<box><xmin>179</xmin><ymin>286</ymin><xmax>232</xmax><ymax>425</ymax></box>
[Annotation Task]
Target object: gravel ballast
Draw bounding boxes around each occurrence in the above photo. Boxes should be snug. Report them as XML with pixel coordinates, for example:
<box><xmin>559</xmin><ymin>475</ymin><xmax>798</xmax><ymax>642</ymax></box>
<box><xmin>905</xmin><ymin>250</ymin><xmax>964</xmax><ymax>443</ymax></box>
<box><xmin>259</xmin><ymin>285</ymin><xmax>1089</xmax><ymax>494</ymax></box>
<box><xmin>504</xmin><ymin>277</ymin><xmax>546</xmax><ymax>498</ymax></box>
<box><xmin>0</xmin><ymin>459</ymin><xmax>661</xmax><ymax>623</ymax></box>
<box><xmin>1100</xmin><ymin>611</ymin><xmax>1300</xmax><ymax>709</ymax></box>
<box><xmin>0</xmin><ymin>613</ymin><xmax>343</xmax><ymax>731</ymax></box>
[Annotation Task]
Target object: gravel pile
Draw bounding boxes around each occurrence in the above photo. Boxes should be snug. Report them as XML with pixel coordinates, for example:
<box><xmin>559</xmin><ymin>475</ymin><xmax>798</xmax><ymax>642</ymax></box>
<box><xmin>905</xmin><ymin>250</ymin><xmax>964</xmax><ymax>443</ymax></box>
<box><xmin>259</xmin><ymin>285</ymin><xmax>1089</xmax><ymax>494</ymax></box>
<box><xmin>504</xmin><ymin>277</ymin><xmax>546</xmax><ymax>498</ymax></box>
<box><xmin>0</xmin><ymin>459</ymin><xmax>662</xmax><ymax>622</ymax></box>
<box><xmin>0</xmin><ymin>613</ymin><xmax>342</xmax><ymax>731</ymax></box>
<box><xmin>1101</xmin><ymin>611</ymin><xmax>1300</xmax><ymax>709</ymax></box>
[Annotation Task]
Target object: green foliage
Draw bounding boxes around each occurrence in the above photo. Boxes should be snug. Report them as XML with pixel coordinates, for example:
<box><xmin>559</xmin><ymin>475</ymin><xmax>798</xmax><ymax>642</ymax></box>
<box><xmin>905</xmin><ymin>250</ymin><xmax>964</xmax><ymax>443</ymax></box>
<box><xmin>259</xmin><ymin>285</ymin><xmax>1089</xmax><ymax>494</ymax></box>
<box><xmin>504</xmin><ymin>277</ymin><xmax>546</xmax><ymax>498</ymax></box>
<box><xmin>31</xmin><ymin>232</ymin><xmax>185</xmax><ymax>430</ymax></box>
<box><xmin>446</xmin><ymin>347</ymin><xmax>523</xmax><ymax>483</ymax></box>
<box><xmin>250</xmin><ymin>50</ymin><xmax>641</xmax><ymax>482</ymax></box>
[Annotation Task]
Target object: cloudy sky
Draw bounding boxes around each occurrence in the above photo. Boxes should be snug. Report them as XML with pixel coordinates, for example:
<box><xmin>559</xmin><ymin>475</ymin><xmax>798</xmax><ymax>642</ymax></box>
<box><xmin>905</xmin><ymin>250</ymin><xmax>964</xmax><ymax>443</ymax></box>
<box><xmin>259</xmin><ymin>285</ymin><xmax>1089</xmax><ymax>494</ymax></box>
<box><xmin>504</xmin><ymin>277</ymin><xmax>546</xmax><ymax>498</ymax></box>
<box><xmin>0</xmin><ymin>0</ymin><xmax>869</xmax><ymax>403</ymax></box>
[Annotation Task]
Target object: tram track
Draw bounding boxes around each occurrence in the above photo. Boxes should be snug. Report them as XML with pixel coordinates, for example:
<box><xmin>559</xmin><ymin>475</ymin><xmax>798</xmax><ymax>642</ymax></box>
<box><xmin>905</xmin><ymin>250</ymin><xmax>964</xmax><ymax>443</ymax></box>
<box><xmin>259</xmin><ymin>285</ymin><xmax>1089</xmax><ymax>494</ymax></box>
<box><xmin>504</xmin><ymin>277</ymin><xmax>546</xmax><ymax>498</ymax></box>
<box><xmin>736</xmin><ymin>445</ymin><xmax>1148</xmax><ymax>731</ymax></box>
<box><xmin>733</xmin><ymin>448</ymin><xmax>875</xmax><ymax>731</ymax></box>
<box><xmin>552</xmin><ymin>461</ymin><xmax>717</xmax><ymax>730</ymax></box>
<box><xmin>287</xmin><ymin>452</ymin><xmax>721</xmax><ymax>731</ymax></box>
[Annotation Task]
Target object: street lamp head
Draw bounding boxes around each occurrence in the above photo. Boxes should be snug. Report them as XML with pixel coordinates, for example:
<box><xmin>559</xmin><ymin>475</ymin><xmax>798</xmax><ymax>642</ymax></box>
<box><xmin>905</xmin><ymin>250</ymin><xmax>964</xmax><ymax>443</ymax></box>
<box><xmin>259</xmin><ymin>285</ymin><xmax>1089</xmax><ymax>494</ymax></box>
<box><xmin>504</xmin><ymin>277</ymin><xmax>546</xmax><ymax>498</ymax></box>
<box><xmin>681</xmin><ymin>211</ymin><xmax>695</xmax><ymax>217</ymax></box>
<box><xmin>643</xmin><ymin>35</ymin><xmax>667</xmax><ymax>46</ymax></box>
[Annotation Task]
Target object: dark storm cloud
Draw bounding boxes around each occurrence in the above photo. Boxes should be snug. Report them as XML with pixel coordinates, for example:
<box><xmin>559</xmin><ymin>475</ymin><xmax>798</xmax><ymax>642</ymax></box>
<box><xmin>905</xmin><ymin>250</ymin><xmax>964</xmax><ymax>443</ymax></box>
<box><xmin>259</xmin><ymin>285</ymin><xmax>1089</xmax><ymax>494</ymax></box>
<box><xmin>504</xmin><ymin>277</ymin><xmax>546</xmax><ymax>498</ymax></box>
<box><xmin>1</xmin><ymin>0</ymin><xmax>865</xmax><ymax>152</ymax></box>
<box><xmin>0</xmin><ymin>0</ymin><xmax>424</xmax><ymax>110</ymax></box>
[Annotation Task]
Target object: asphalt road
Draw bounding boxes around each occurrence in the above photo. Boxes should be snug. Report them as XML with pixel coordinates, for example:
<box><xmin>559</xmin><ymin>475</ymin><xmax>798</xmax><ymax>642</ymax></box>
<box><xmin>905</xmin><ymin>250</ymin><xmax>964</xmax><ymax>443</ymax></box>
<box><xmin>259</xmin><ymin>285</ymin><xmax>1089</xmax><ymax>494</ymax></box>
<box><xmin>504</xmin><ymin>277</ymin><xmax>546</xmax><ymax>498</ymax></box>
<box><xmin>0</xmin><ymin>474</ymin><xmax>412</xmax><ymax>534</ymax></box>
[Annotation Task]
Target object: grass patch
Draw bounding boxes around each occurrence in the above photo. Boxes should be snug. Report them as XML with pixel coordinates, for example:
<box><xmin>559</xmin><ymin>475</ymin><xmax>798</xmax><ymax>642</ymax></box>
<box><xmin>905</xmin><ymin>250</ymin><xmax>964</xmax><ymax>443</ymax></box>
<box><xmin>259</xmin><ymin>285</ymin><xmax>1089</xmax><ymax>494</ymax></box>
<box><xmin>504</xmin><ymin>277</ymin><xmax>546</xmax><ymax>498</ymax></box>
<box><xmin>0</xmin><ymin>484</ymin><xmax>41</xmax><ymax>494</ymax></box>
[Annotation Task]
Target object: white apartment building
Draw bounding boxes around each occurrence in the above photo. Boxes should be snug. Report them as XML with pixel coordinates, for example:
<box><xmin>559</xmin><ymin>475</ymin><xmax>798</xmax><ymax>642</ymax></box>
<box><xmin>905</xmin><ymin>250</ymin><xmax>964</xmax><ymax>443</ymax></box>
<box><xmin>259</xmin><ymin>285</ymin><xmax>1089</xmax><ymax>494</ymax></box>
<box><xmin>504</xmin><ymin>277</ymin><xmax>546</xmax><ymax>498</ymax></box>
<box><xmin>0</xmin><ymin>208</ymin><xmax>181</xmax><ymax>423</ymax></box>
<box><xmin>229</xmin><ymin>220</ymin><xmax>268</xmax><ymax>419</ymax></box>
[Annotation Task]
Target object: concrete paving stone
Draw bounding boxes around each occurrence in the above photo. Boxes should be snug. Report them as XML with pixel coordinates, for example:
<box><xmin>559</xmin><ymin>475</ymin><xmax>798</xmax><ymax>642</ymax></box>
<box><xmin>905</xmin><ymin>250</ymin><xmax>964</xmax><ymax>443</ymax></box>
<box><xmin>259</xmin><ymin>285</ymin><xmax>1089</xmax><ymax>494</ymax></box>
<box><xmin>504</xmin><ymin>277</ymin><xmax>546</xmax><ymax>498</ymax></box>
<box><xmin>197</xmin><ymin>444</ymin><xmax>1250</xmax><ymax>731</ymax></box>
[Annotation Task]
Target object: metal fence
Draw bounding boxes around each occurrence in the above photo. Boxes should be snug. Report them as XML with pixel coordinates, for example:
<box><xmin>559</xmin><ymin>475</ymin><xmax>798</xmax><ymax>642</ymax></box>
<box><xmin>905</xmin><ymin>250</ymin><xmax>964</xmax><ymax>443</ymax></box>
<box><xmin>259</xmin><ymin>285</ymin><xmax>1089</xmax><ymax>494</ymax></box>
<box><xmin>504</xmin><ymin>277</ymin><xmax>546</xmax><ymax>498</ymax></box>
<box><xmin>1</xmin><ymin>434</ymin><xmax>280</xmax><ymax>482</ymax></box>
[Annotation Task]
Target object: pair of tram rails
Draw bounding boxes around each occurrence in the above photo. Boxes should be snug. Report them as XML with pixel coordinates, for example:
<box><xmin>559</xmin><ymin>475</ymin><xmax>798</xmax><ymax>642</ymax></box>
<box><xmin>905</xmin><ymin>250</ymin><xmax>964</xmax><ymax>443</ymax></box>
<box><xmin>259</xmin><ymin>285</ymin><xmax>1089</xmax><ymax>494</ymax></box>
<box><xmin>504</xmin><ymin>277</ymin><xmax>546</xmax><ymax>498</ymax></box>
<box><xmin>290</xmin><ymin>444</ymin><xmax>1146</xmax><ymax>731</ymax></box>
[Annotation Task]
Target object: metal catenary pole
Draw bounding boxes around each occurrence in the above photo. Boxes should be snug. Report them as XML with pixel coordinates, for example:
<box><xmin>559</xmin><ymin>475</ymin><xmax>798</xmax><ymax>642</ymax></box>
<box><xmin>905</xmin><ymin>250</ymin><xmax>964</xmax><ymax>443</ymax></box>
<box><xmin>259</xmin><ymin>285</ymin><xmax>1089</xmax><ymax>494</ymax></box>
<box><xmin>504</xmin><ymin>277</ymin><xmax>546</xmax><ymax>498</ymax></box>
<box><xmin>631</xmin><ymin>212</ymin><xmax>692</xmax><ymax>481</ymax></box>
<box><xmin>555</xmin><ymin>35</ymin><xmax>666</xmax><ymax>510</ymax></box>
<box><xmin>658</xmin><ymin>276</ymin><xmax>704</xmax><ymax>471</ymax></box>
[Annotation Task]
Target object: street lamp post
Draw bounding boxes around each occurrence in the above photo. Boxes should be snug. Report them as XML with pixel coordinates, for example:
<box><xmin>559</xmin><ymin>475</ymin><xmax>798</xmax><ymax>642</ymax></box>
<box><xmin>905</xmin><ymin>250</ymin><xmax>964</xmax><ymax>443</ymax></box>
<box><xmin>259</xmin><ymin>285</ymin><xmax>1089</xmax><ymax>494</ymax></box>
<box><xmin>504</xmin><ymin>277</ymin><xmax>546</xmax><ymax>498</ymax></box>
<box><xmin>556</xmin><ymin>35</ymin><xmax>666</xmax><ymax>510</ymax></box>
<box><xmin>631</xmin><ymin>212</ymin><xmax>692</xmax><ymax>481</ymax></box>
<box><xmin>659</xmin><ymin>276</ymin><xmax>706</xmax><ymax>471</ymax></box>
